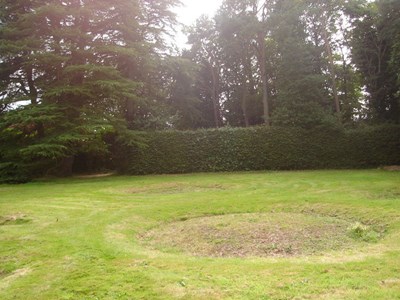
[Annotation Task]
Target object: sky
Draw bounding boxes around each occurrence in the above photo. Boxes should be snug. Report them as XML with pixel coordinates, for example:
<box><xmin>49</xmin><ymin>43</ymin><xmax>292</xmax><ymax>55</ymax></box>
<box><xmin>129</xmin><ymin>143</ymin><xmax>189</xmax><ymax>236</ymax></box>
<box><xmin>173</xmin><ymin>0</ymin><xmax>223</xmax><ymax>48</ymax></box>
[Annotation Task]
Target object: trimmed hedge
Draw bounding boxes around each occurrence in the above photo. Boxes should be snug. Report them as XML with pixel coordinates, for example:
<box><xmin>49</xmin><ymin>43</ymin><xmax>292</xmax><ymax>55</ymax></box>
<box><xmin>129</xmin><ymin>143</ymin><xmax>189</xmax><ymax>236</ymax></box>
<box><xmin>115</xmin><ymin>125</ymin><xmax>400</xmax><ymax>174</ymax></box>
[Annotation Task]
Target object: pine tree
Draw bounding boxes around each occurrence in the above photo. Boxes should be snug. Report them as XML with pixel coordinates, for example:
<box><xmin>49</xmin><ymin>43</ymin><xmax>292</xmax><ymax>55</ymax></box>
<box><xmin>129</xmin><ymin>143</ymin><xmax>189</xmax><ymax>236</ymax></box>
<box><xmin>0</xmin><ymin>0</ymin><xmax>178</xmax><ymax>182</ymax></box>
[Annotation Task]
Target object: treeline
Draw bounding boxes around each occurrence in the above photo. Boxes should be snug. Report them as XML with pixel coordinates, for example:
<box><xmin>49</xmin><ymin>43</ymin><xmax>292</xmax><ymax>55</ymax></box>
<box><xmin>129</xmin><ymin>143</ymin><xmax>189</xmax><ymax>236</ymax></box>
<box><xmin>176</xmin><ymin>0</ymin><xmax>400</xmax><ymax>129</ymax></box>
<box><xmin>0</xmin><ymin>0</ymin><xmax>399</xmax><ymax>182</ymax></box>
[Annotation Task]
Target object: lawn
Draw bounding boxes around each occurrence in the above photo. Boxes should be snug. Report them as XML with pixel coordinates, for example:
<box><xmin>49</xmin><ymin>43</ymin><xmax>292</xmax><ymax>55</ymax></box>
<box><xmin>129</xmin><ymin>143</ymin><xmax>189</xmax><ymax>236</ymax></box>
<box><xmin>0</xmin><ymin>170</ymin><xmax>400</xmax><ymax>299</ymax></box>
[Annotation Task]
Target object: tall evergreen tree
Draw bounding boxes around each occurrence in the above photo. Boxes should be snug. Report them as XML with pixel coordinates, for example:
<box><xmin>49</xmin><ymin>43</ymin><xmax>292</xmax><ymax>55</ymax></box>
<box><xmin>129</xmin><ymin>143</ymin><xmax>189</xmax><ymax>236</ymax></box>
<box><xmin>0</xmin><ymin>0</ymin><xmax>179</xmax><ymax>181</ymax></box>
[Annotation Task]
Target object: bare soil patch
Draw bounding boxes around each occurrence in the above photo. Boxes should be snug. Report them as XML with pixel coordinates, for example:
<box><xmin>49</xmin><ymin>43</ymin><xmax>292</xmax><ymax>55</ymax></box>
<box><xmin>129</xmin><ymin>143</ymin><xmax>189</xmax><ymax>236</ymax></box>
<box><xmin>140</xmin><ymin>213</ymin><xmax>371</xmax><ymax>258</ymax></box>
<box><xmin>74</xmin><ymin>172</ymin><xmax>115</xmax><ymax>179</ymax></box>
<box><xmin>382</xmin><ymin>166</ymin><xmax>400</xmax><ymax>171</ymax></box>
<box><xmin>0</xmin><ymin>213</ymin><xmax>31</xmax><ymax>226</ymax></box>
<box><xmin>126</xmin><ymin>182</ymin><xmax>229</xmax><ymax>194</ymax></box>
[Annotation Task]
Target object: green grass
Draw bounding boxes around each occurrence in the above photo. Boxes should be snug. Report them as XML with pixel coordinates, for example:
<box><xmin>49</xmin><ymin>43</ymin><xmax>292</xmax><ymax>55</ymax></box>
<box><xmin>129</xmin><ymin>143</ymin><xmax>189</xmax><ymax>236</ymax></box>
<box><xmin>0</xmin><ymin>170</ymin><xmax>400</xmax><ymax>299</ymax></box>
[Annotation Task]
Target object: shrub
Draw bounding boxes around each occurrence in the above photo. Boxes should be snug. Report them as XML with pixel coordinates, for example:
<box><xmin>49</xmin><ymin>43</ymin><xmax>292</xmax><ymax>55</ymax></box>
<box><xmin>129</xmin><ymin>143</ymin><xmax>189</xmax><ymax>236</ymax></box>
<box><xmin>347</xmin><ymin>222</ymin><xmax>380</xmax><ymax>243</ymax></box>
<box><xmin>0</xmin><ymin>163</ymin><xmax>31</xmax><ymax>184</ymax></box>
<box><xmin>114</xmin><ymin>125</ymin><xmax>400</xmax><ymax>175</ymax></box>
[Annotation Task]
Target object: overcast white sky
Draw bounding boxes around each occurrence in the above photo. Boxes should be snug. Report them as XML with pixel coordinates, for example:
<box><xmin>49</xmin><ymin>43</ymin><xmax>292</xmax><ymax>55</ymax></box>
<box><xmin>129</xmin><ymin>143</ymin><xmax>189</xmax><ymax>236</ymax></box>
<box><xmin>173</xmin><ymin>0</ymin><xmax>223</xmax><ymax>48</ymax></box>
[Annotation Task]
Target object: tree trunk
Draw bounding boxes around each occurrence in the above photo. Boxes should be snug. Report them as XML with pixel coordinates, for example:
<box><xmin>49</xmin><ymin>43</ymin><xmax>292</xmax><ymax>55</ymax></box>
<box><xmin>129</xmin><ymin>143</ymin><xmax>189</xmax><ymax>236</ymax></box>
<box><xmin>241</xmin><ymin>82</ymin><xmax>250</xmax><ymax>127</ymax></box>
<box><xmin>126</xmin><ymin>99</ymin><xmax>135</xmax><ymax>126</ymax></box>
<box><xmin>321</xmin><ymin>13</ymin><xmax>340</xmax><ymax>114</ymax></box>
<box><xmin>58</xmin><ymin>156</ymin><xmax>75</xmax><ymax>177</ymax></box>
<box><xmin>26</xmin><ymin>66</ymin><xmax>44</xmax><ymax>138</ymax></box>
<box><xmin>26</xmin><ymin>67</ymin><xmax>38</xmax><ymax>104</ymax></box>
<box><xmin>209</xmin><ymin>62</ymin><xmax>221</xmax><ymax>128</ymax></box>
<box><xmin>341</xmin><ymin>53</ymin><xmax>348</xmax><ymax>106</ymax></box>
<box><xmin>257</xmin><ymin>33</ymin><xmax>270</xmax><ymax>126</ymax></box>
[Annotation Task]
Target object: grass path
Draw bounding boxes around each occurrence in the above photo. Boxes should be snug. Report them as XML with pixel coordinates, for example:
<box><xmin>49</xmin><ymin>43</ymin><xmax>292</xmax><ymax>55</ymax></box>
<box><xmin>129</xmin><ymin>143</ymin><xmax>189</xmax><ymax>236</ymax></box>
<box><xmin>0</xmin><ymin>170</ymin><xmax>400</xmax><ymax>299</ymax></box>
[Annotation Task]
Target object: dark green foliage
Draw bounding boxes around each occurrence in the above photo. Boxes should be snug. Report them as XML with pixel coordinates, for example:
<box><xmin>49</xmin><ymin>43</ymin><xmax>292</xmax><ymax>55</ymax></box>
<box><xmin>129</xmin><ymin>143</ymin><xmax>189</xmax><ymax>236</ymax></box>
<box><xmin>115</xmin><ymin>125</ymin><xmax>400</xmax><ymax>175</ymax></box>
<box><xmin>161</xmin><ymin>57</ymin><xmax>207</xmax><ymax>130</ymax></box>
<box><xmin>350</xmin><ymin>0</ymin><xmax>400</xmax><ymax>123</ymax></box>
<box><xmin>1</xmin><ymin>0</ymin><xmax>399</xmax><ymax>183</ymax></box>
<box><xmin>269</xmin><ymin>0</ymin><xmax>334</xmax><ymax>128</ymax></box>
<box><xmin>0</xmin><ymin>102</ymin><xmax>113</xmax><ymax>180</ymax></box>
<box><xmin>0</xmin><ymin>162</ymin><xmax>30</xmax><ymax>184</ymax></box>
<box><xmin>214</xmin><ymin>2</ymin><xmax>266</xmax><ymax>127</ymax></box>
<box><xmin>0</xmin><ymin>0</ymin><xmax>179</xmax><ymax>182</ymax></box>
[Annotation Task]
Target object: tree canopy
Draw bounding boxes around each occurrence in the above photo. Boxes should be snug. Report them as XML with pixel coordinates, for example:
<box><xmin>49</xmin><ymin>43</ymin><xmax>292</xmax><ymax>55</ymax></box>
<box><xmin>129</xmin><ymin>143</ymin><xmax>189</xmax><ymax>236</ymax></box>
<box><xmin>0</xmin><ymin>0</ymin><xmax>399</xmax><ymax>181</ymax></box>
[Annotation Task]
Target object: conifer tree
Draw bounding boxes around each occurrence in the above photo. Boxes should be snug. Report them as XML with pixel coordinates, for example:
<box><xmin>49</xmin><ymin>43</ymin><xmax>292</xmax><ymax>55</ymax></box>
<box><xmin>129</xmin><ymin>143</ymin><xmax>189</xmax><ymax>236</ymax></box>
<box><xmin>0</xmin><ymin>0</ymin><xmax>178</xmax><ymax>181</ymax></box>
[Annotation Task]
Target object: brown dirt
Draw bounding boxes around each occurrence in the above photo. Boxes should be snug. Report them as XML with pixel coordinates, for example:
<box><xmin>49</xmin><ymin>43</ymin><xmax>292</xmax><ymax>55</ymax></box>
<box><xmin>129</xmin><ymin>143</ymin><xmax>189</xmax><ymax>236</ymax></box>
<box><xmin>126</xmin><ymin>182</ymin><xmax>229</xmax><ymax>194</ymax></box>
<box><xmin>74</xmin><ymin>172</ymin><xmax>115</xmax><ymax>179</ymax></box>
<box><xmin>139</xmin><ymin>213</ymin><xmax>357</xmax><ymax>258</ymax></box>
<box><xmin>382</xmin><ymin>166</ymin><xmax>400</xmax><ymax>171</ymax></box>
<box><xmin>0</xmin><ymin>213</ymin><xmax>30</xmax><ymax>225</ymax></box>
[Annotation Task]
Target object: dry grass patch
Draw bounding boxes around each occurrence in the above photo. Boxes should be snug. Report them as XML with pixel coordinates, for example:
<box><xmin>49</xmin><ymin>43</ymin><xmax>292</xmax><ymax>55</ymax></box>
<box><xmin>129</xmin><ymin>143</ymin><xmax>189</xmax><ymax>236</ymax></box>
<box><xmin>382</xmin><ymin>166</ymin><xmax>400</xmax><ymax>171</ymax></box>
<box><xmin>74</xmin><ymin>173</ymin><xmax>115</xmax><ymax>179</ymax></box>
<box><xmin>0</xmin><ymin>268</ymin><xmax>31</xmax><ymax>291</ymax></box>
<box><xmin>0</xmin><ymin>213</ymin><xmax>30</xmax><ymax>226</ymax></box>
<box><xmin>139</xmin><ymin>212</ymin><xmax>377</xmax><ymax>258</ymax></box>
<box><xmin>125</xmin><ymin>182</ymin><xmax>230</xmax><ymax>194</ymax></box>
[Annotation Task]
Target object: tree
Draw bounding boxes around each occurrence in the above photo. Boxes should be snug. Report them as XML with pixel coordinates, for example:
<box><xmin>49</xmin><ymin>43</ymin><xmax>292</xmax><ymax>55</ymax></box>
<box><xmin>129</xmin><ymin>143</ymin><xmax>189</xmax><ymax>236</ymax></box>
<box><xmin>313</xmin><ymin>0</ymin><xmax>342</xmax><ymax>114</ymax></box>
<box><xmin>349</xmin><ymin>0</ymin><xmax>400</xmax><ymax>123</ymax></box>
<box><xmin>0</xmin><ymin>0</ymin><xmax>179</xmax><ymax>181</ymax></box>
<box><xmin>161</xmin><ymin>56</ymin><xmax>208</xmax><ymax>129</ymax></box>
<box><xmin>269</xmin><ymin>0</ymin><xmax>335</xmax><ymax>128</ymax></box>
<box><xmin>216</xmin><ymin>1</ymin><xmax>262</xmax><ymax>127</ymax></box>
<box><xmin>216</xmin><ymin>0</ymin><xmax>272</xmax><ymax>126</ymax></box>
<box><xmin>186</xmin><ymin>16</ymin><xmax>223</xmax><ymax>127</ymax></box>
